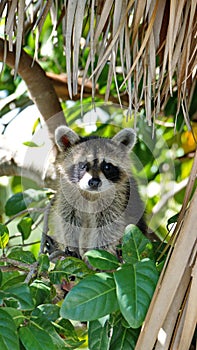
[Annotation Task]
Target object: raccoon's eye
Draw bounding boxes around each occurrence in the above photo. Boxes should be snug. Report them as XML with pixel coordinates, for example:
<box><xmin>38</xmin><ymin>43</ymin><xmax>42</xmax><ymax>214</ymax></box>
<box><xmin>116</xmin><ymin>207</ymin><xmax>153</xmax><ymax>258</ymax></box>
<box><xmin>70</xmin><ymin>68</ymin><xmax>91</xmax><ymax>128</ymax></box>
<box><xmin>101</xmin><ymin>160</ymin><xmax>120</xmax><ymax>182</ymax></box>
<box><xmin>103</xmin><ymin>162</ymin><xmax>112</xmax><ymax>172</ymax></box>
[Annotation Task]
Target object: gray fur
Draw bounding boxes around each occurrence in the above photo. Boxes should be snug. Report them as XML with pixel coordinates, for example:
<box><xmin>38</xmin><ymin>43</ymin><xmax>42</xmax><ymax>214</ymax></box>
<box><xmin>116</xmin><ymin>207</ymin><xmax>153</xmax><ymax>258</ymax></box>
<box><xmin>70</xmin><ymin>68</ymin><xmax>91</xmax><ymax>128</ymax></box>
<box><xmin>55</xmin><ymin>125</ymin><xmax>80</xmax><ymax>151</ymax></box>
<box><xmin>49</xmin><ymin>127</ymin><xmax>146</xmax><ymax>258</ymax></box>
<box><xmin>112</xmin><ymin>128</ymin><xmax>136</xmax><ymax>150</ymax></box>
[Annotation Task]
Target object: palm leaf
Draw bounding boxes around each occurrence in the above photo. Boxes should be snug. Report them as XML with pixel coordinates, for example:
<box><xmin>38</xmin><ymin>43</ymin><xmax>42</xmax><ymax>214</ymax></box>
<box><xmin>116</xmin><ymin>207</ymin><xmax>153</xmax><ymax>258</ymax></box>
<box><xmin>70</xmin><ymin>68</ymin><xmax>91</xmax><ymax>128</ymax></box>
<box><xmin>1</xmin><ymin>0</ymin><xmax>196</xmax><ymax>121</ymax></box>
<box><xmin>135</xmin><ymin>149</ymin><xmax>197</xmax><ymax>349</ymax></box>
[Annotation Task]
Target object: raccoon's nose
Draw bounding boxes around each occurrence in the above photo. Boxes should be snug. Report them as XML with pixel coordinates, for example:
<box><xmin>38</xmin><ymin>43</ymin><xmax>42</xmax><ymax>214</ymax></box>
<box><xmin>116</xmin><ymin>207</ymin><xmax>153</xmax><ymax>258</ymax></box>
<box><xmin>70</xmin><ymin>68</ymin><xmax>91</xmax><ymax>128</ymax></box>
<box><xmin>88</xmin><ymin>178</ymin><xmax>102</xmax><ymax>189</ymax></box>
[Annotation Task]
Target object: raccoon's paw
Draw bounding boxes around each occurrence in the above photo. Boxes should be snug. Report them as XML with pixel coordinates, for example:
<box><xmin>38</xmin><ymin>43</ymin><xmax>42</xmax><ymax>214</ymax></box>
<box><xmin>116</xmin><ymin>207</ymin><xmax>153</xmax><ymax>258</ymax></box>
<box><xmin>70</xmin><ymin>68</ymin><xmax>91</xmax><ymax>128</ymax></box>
<box><xmin>45</xmin><ymin>235</ymin><xmax>58</xmax><ymax>253</ymax></box>
<box><xmin>45</xmin><ymin>235</ymin><xmax>65</xmax><ymax>261</ymax></box>
<box><xmin>65</xmin><ymin>247</ymin><xmax>81</xmax><ymax>259</ymax></box>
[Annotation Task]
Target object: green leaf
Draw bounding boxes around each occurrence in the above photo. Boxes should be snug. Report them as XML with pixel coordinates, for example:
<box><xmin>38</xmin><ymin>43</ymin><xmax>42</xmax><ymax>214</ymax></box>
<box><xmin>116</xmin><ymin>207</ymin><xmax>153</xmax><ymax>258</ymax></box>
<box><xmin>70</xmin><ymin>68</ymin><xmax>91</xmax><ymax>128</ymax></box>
<box><xmin>1</xmin><ymin>271</ymin><xmax>26</xmax><ymax>290</ymax></box>
<box><xmin>3</xmin><ymin>307</ymin><xmax>24</xmax><ymax>327</ymax></box>
<box><xmin>0</xmin><ymin>309</ymin><xmax>20</xmax><ymax>350</ymax></box>
<box><xmin>167</xmin><ymin>213</ymin><xmax>179</xmax><ymax>231</ymax></box>
<box><xmin>4</xmin><ymin>283</ymin><xmax>35</xmax><ymax>310</ymax></box>
<box><xmin>32</xmin><ymin>304</ymin><xmax>60</xmax><ymax>322</ymax></box>
<box><xmin>109</xmin><ymin>322</ymin><xmax>140</xmax><ymax>350</ymax></box>
<box><xmin>23</xmin><ymin>141</ymin><xmax>44</xmax><ymax>147</ymax></box>
<box><xmin>17</xmin><ymin>216</ymin><xmax>33</xmax><ymax>240</ymax></box>
<box><xmin>8</xmin><ymin>247</ymin><xmax>36</xmax><ymax>264</ymax></box>
<box><xmin>5</xmin><ymin>189</ymin><xmax>47</xmax><ymax>216</ymax></box>
<box><xmin>88</xmin><ymin>317</ymin><xmax>110</xmax><ymax>350</ymax></box>
<box><xmin>30</xmin><ymin>280</ymin><xmax>51</xmax><ymax>307</ymax></box>
<box><xmin>55</xmin><ymin>318</ymin><xmax>79</xmax><ymax>341</ymax></box>
<box><xmin>156</xmin><ymin>260</ymin><xmax>165</xmax><ymax>273</ymax></box>
<box><xmin>37</xmin><ymin>254</ymin><xmax>50</xmax><ymax>273</ymax></box>
<box><xmin>32</xmin><ymin>117</ymin><xmax>41</xmax><ymax>135</ymax></box>
<box><xmin>19</xmin><ymin>320</ymin><xmax>56</xmax><ymax>350</ymax></box>
<box><xmin>0</xmin><ymin>293</ymin><xmax>18</xmax><ymax>308</ymax></box>
<box><xmin>122</xmin><ymin>224</ymin><xmax>152</xmax><ymax>264</ymax></box>
<box><xmin>0</xmin><ymin>269</ymin><xmax>2</xmax><ymax>287</ymax></box>
<box><xmin>85</xmin><ymin>250</ymin><xmax>120</xmax><ymax>270</ymax></box>
<box><xmin>49</xmin><ymin>257</ymin><xmax>92</xmax><ymax>284</ymax></box>
<box><xmin>114</xmin><ymin>260</ymin><xmax>159</xmax><ymax>328</ymax></box>
<box><xmin>5</xmin><ymin>192</ymin><xmax>31</xmax><ymax>216</ymax></box>
<box><xmin>0</xmin><ymin>223</ymin><xmax>9</xmax><ymax>249</ymax></box>
<box><xmin>31</xmin><ymin>317</ymin><xmax>69</xmax><ymax>349</ymax></box>
<box><xmin>60</xmin><ymin>273</ymin><xmax>119</xmax><ymax>321</ymax></box>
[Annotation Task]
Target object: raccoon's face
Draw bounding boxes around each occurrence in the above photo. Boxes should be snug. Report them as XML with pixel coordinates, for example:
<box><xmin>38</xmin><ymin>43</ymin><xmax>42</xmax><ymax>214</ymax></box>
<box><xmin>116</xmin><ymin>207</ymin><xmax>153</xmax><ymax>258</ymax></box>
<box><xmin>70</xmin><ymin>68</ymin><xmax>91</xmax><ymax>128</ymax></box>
<box><xmin>55</xmin><ymin>126</ymin><xmax>136</xmax><ymax>194</ymax></box>
<box><xmin>68</xmin><ymin>145</ymin><xmax>122</xmax><ymax>193</ymax></box>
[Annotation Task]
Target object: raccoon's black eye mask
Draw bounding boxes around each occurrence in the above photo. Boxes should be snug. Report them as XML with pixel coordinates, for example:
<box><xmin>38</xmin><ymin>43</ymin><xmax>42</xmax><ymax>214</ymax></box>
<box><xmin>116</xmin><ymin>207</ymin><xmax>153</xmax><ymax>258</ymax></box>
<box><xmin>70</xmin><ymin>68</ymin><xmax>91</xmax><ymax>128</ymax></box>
<box><xmin>68</xmin><ymin>159</ymin><xmax>121</xmax><ymax>184</ymax></box>
<box><xmin>72</xmin><ymin>163</ymin><xmax>88</xmax><ymax>182</ymax></box>
<box><xmin>100</xmin><ymin>160</ymin><xmax>120</xmax><ymax>182</ymax></box>
<box><xmin>78</xmin><ymin>162</ymin><xmax>89</xmax><ymax>171</ymax></box>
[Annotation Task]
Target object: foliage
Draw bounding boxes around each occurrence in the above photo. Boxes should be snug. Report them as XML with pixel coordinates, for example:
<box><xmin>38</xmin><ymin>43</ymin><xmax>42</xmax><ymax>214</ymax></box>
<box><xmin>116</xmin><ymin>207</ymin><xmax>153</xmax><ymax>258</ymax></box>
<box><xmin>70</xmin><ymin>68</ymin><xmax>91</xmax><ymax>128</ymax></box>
<box><xmin>0</xmin><ymin>187</ymin><xmax>163</xmax><ymax>349</ymax></box>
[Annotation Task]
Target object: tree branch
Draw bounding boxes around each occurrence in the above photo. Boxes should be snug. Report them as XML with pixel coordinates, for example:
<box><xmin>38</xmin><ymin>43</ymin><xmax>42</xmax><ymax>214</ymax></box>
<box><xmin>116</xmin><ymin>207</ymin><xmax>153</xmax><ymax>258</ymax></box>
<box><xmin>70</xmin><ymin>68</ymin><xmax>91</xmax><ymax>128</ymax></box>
<box><xmin>0</xmin><ymin>134</ymin><xmax>56</xmax><ymax>186</ymax></box>
<box><xmin>46</xmin><ymin>72</ymin><xmax>130</xmax><ymax>106</ymax></box>
<box><xmin>0</xmin><ymin>256</ymin><xmax>38</xmax><ymax>272</ymax></box>
<box><xmin>0</xmin><ymin>39</ymin><xmax>66</xmax><ymax>137</ymax></box>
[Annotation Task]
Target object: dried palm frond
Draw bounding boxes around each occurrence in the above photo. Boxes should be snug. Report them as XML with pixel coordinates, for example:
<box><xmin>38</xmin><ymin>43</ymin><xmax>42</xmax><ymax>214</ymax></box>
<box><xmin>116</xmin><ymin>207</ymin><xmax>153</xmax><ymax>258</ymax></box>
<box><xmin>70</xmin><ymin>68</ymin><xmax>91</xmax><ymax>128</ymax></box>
<box><xmin>0</xmin><ymin>0</ymin><xmax>196</xmax><ymax>123</ymax></box>
<box><xmin>135</xmin><ymin>149</ymin><xmax>197</xmax><ymax>349</ymax></box>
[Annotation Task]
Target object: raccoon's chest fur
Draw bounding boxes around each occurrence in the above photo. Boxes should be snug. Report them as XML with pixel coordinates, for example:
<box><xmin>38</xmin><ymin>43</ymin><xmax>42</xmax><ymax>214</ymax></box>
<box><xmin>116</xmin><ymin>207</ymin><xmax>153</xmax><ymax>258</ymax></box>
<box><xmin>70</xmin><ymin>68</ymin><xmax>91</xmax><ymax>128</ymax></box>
<box><xmin>50</xmin><ymin>176</ymin><xmax>145</xmax><ymax>257</ymax></box>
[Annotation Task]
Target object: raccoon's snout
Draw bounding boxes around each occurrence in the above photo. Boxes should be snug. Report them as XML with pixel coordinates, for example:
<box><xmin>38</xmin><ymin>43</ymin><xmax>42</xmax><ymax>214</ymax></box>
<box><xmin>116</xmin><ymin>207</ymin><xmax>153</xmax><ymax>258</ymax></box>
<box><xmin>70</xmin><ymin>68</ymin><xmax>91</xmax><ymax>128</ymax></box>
<box><xmin>88</xmin><ymin>177</ymin><xmax>102</xmax><ymax>189</ymax></box>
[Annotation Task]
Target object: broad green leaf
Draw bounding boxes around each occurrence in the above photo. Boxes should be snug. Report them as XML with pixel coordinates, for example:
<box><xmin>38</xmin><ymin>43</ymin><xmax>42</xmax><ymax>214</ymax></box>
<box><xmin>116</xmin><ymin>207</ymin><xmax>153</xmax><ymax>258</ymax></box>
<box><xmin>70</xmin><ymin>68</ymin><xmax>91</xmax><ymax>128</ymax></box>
<box><xmin>5</xmin><ymin>192</ymin><xmax>32</xmax><ymax>216</ymax></box>
<box><xmin>122</xmin><ymin>224</ymin><xmax>152</xmax><ymax>264</ymax></box>
<box><xmin>30</xmin><ymin>280</ymin><xmax>51</xmax><ymax>307</ymax></box>
<box><xmin>4</xmin><ymin>283</ymin><xmax>34</xmax><ymax>310</ymax></box>
<box><xmin>0</xmin><ymin>309</ymin><xmax>20</xmax><ymax>350</ymax></box>
<box><xmin>60</xmin><ymin>273</ymin><xmax>119</xmax><ymax>321</ymax></box>
<box><xmin>88</xmin><ymin>317</ymin><xmax>110</xmax><ymax>350</ymax></box>
<box><xmin>49</xmin><ymin>257</ymin><xmax>92</xmax><ymax>284</ymax></box>
<box><xmin>1</xmin><ymin>271</ymin><xmax>26</xmax><ymax>290</ymax></box>
<box><xmin>85</xmin><ymin>250</ymin><xmax>120</xmax><ymax>270</ymax></box>
<box><xmin>0</xmin><ymin>291</ymin><xmax>6</xmax><ymax>306</ymax></box>
<box><xmin>5</xmin><ymin>189</ymin><xmax>47</xmax><ymax>216</ymax></box>
<box><xmin>114</xmin><ymin>260</ymin><xmax>159</xmax><ymax>328</ymax></box>
<box><xmin>17</xmin><ymin>216</ymin><xmax>33</xmax><ymax>240</ymax></box>
<box><xmin>32</xmin><ymin>304</ymin><xmax>60</xmax><ymax>322</ymax></box>
<box><xmin>0</xmin><ymin>292</ymin><xmax>19</xmax><ymax>308</ymax></box>
<box><xmin>32</xmin><ymin>317</ymin><xmax>83</xmax><ymax>349</ymax></box>
<box><xmin>37</xmin><ymin>254</ymin><xmax>50</xmax><ymax>273</ymax></box>
<box><xmin>19</xmin><ymin>321</ymin><xmax>56</xmax><ymax>350</ymax></box>
<box><xmin>8</xmin><ymin>247</ymin><xmax>36</xmax><ymax>264</ymax></box>
<box><xmin>3</xmin><ymin>307</ymin><xmax>24</xmax><ymax>327</ymax></box>
<box><xmin>109</xmin><ymin>322</ymin><xmax>140</xmax><ymax>350</ymax></box>
<box><xmin>0</xmin><ymin>223</ymin><xmax>9</xmax><ymax>249</ymax></box>
<box><xmin>0</xmin><ymin>269</ymin><xmax>2</xmax><ymax>287</ymax></box>
<box><xmin>30</xmin><ymin>317</ymin><xmax>70</xmax><ymax>349</ymax></box>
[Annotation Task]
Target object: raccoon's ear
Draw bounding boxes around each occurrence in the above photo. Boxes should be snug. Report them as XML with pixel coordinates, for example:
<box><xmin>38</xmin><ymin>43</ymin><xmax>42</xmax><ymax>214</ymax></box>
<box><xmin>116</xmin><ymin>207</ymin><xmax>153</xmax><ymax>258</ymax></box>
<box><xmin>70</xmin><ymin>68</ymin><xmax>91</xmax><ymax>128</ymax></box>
<box><xmin>55</xmin><ymin>126</ymin><xmax>80</xmax><ymax>151</ymax></box>
<box><xmin>112</xmin><ymin>128</ymin><xmax>136</xmax><ymax>151</ymax></box>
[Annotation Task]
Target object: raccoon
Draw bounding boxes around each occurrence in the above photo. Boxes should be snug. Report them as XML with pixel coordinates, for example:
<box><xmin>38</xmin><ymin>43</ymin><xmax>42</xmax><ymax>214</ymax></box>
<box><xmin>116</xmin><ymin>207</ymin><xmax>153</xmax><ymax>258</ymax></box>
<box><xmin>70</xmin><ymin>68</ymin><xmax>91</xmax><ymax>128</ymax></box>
<box><xmin>48</xmin><ymin>126</ymin><xmax>147</xmax><ymax>258</ymax></box>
